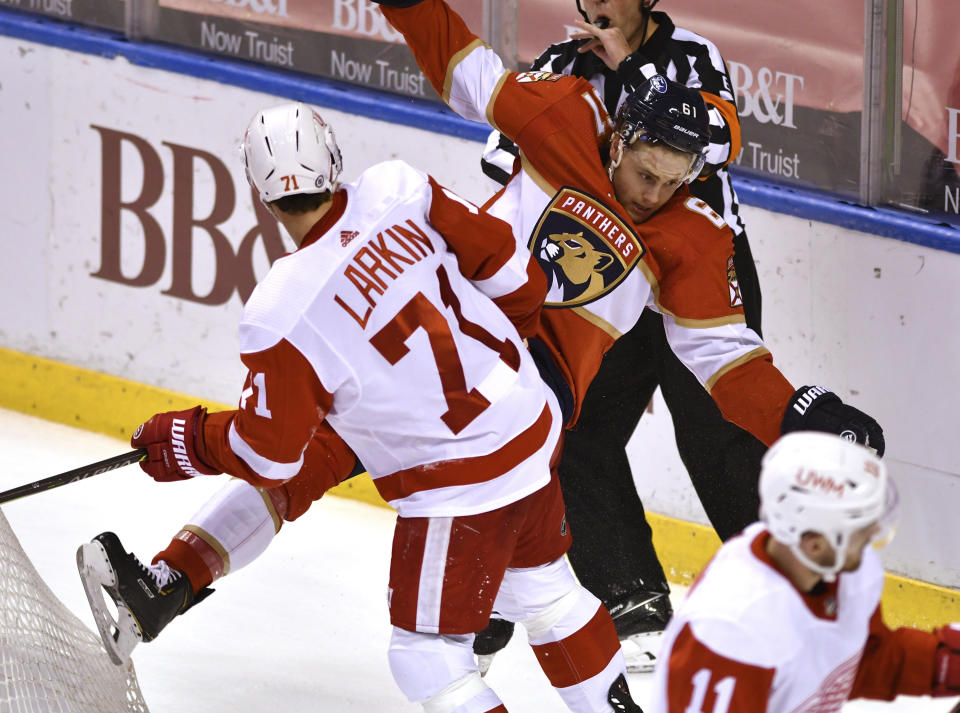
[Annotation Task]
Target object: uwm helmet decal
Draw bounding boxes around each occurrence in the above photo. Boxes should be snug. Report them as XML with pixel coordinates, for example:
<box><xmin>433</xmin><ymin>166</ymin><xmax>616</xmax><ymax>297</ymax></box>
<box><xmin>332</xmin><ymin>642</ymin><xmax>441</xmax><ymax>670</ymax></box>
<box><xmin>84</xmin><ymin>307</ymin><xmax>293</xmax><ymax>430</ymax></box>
<box><xmin>530</xmin><ymin>187</ymin><xmax>645</xmax><ymax>308</ymax></box>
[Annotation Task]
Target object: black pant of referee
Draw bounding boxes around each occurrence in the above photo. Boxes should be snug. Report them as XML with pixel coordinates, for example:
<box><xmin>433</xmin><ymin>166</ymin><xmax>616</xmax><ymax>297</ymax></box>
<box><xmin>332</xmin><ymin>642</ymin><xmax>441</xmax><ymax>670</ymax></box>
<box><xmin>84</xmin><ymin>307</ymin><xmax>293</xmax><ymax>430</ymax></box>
<box><xmin>558</xmin><ymin>230</ymin><xmax>767</xmax><ymax>637</ymax></box>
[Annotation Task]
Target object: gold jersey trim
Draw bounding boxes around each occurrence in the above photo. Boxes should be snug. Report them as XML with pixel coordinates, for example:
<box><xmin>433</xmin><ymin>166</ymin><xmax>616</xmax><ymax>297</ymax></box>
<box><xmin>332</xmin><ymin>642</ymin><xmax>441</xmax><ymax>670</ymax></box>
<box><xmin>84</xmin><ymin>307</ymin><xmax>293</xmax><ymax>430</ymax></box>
<box><xmin>571</xmin><ymin>306</ymin><xmax>622</xmax><ymax>340</ymax></box>
<box><xmin>485</xmin><ymin>69</ymin><xmax>512</xmax><ymax>133</ymax></box>
<box><xmin>667</xmin><ymin>313</ymin><xmax>747</xmax><ymax>329</ymax></box>
<box><xmin>704</xmin><ymin>347</ymin><xmax>771</xmax><ymax>392</ymax></box>
<box><xmin>519</xmin><ymin>152</ymin><xmax>558</xmax><ymax>195</ymax></box>
<box><xmin>256</xmin><ymin>486</ymin><xmax>283</xmax><ymax>533</ymax></box>
<box><xmin>444</xmin><ymin>38</ymin><xmax>486</xmax><ymax>105</ymax></box>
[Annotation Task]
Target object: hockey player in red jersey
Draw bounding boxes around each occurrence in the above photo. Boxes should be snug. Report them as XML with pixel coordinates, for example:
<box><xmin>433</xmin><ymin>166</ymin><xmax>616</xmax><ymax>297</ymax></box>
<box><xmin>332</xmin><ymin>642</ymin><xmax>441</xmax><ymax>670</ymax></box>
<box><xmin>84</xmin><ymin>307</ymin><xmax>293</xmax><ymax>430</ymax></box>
<box><xmin>368</xmin><ymin>0</ymin><xmax>882</xmax><ymax>450</ymax></box>
<box><xmin>479</xmin><ymin>0</ymin><xmax>762</xmax><ymax>675</ymax></box>
<box><xmin>78</xmin><ymin>102</ymin><xmax>644</xmax><ymax>713</ymax></box>
<box><xmin>652</xmin><ymin>431</ymin><xmax>960</xmax><ymax>712</ymax></box>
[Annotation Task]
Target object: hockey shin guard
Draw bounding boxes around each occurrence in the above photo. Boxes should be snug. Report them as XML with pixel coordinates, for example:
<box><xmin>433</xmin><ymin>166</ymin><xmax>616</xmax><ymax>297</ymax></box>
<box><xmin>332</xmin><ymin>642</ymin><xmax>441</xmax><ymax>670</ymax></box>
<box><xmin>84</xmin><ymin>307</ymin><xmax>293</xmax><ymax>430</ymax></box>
<box><xmin>388</xmin><ymin>628</ymin><xmax>507</xmax><ymax>712</ymax></box>
<box><xmin>153</xmin><ymin>478</ymin><xmax>286</xmax><ymax>592</ymax></box>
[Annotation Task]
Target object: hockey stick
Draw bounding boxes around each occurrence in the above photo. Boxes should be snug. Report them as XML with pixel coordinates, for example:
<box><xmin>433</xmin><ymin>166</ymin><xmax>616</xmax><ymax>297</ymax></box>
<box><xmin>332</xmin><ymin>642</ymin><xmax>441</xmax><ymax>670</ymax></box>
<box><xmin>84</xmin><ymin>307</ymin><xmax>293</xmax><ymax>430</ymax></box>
<box><xmin>0</xmin><ymin>449</ymin><xmax>147</xmax><ymax>505</ymax></box>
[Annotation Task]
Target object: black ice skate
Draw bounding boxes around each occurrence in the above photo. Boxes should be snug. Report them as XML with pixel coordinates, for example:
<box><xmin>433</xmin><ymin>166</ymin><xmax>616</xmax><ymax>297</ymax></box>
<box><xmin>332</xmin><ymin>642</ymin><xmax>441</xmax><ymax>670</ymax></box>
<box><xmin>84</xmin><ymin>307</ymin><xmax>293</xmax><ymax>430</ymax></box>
<box><xmin>77</xmin><ymin>531</ymin><xmax>205</xmax><ymax>665</ymax></box>
<box><xmin>607</xmin><ymin>673</ymin><xmax>644</xmax><ymax>712</ymax></box>
<box><xmin>609</xmin><ymin>591</ymin><xmax>672</xmax><ymax>674</ymax></box>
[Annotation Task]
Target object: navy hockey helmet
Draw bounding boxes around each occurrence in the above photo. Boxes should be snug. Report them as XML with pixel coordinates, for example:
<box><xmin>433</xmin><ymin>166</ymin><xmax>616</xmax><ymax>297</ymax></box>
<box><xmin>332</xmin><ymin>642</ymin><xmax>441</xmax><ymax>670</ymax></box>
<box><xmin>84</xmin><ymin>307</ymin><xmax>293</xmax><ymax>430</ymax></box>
<box><xmin>613</xmin><ymin>74</ymin><xmax>711</xmax><ymax>183</ymax></box>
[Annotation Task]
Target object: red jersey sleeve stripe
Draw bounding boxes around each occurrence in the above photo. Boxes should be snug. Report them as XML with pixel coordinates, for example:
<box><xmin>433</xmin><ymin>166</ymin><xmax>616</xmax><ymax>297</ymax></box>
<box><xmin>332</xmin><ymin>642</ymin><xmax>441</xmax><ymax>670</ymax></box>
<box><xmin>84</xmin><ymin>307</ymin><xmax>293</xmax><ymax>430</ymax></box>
<box><xmin>667</xmin><ymin>623</ymin><xmax>775</xmax><ymax>713</ymax></box>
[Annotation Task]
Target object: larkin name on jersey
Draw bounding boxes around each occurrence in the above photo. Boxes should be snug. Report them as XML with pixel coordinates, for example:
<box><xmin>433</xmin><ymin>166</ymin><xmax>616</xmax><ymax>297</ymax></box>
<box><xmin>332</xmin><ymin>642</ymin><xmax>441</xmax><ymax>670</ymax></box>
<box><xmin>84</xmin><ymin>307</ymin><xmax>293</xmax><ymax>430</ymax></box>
<box><xmin>333</xmin><ymin>218</ymin><xmax>436</xmax><ymax>328</ymax></box>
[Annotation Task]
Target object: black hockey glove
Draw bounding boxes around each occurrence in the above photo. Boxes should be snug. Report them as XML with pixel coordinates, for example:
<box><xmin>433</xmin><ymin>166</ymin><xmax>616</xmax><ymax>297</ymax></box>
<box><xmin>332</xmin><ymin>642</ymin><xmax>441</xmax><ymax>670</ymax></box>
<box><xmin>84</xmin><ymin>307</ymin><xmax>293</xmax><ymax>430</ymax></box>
<box><xmin>780</xmin><ymin>385</ymin><xmax>885</xmax><ymax>456</ymax></box>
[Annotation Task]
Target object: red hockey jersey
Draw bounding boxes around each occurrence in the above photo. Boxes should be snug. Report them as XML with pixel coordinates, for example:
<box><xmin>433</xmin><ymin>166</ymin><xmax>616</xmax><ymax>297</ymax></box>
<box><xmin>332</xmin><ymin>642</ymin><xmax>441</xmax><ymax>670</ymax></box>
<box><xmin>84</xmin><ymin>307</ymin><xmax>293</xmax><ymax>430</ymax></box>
<box><xmin>381</xmin><ymin>0</ymin><xmax>795</xmax><ymax>444</ymax></box>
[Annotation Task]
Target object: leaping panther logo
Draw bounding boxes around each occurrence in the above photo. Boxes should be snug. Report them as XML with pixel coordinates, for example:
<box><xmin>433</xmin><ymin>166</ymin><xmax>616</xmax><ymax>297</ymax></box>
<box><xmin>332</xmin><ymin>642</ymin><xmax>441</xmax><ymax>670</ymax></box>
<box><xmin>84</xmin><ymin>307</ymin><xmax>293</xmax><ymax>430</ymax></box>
<box><xmin>529</xmin><ymin>187</ymin><xmax>645</xmax><ymax>308</ymax></box>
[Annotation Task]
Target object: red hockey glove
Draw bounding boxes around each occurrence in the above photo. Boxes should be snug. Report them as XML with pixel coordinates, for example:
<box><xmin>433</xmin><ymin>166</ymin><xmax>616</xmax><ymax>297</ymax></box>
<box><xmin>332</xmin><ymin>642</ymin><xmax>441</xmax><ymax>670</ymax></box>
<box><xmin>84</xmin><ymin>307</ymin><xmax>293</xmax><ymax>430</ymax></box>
<box><xmin>131</xmin><ymin>406</ymin><xmax>221</xmax><ymax>482</ymax></box>
<box><xmin>934</xmin><ymin>624</ymin><xmax>960</xmax><ymax>695</ymax></box>
<box><xmin>780</xmin><ymin>385</ymin><xmax>885</xmax><ymax>456</ymax></box>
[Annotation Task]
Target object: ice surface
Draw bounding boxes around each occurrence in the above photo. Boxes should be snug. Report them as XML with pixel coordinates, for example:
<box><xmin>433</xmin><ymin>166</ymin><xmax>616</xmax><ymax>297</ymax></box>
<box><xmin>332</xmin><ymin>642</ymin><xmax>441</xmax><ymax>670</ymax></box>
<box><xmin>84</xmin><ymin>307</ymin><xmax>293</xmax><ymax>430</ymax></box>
<box><xmin>0</xmin><ymin>408</ymin><xmax>953</xmax><ymax>712</ymax></box>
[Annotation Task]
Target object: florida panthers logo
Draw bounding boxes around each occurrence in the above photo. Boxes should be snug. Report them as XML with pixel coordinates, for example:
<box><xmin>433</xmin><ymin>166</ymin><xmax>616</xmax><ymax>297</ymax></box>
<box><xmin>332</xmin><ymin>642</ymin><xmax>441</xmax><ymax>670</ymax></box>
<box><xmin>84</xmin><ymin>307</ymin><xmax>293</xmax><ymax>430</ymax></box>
<box><xmin>530</xmin><ymin>187</ymin><xmax>645</xmax><ymax>307</ymax></box>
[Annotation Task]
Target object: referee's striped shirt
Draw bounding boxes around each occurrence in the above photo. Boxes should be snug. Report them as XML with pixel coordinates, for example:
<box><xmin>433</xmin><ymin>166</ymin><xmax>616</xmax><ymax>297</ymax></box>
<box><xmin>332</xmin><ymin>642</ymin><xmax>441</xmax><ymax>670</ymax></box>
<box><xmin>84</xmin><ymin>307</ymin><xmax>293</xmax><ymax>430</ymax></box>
<box><xmin>481</xmin><ymin>11</ymin><xmax>746</xmax><ymax>237</ymax></box>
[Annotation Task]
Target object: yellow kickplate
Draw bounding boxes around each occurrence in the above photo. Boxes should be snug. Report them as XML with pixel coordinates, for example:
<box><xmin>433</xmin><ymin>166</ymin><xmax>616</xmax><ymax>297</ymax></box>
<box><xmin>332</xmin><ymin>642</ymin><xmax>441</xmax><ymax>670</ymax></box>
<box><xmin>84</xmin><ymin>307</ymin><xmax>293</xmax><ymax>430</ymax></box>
<box><xmin>3</xmin><ymin>346</ymin><xmax>958</xmax><ymax>630</ymax></box>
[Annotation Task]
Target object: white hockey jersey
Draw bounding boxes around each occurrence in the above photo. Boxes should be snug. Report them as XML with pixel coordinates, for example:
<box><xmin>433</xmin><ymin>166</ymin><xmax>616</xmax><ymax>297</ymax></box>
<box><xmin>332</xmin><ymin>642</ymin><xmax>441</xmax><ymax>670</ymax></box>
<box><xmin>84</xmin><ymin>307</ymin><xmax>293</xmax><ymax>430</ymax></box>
<box><xmin>651</xmin><ymin>523</ymin><xmax>939</xmax><ymax>713</ymax></box>
<box><xmin>202</xmin><ymin>160</ymin><xmax>561</xmax><ymax>518</ymax></box>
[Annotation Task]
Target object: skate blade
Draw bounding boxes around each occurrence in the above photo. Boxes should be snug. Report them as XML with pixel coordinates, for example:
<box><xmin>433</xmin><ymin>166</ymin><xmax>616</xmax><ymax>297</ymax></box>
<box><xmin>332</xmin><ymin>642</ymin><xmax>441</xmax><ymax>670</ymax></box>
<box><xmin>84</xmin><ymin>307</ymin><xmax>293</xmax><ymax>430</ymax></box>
<box><xmin>624</xmin><ymin>658</ymin><xmax>656</xmax><ymax>674</ymax></box>
<box><xmin>76</xmin><ymin>541</ymin><xmax>142</xmax><ymax>666</ymax></box>
<box><xmin>621</xmin><ymin>631</ymin><xmax>661</xmax><ymax>674</ymax></box>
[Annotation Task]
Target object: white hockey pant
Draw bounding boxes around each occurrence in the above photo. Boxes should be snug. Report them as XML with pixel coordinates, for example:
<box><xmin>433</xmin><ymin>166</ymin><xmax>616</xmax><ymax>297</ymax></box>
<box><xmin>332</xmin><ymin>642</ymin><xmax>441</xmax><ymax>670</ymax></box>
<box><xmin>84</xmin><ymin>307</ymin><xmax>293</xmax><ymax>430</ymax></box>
<box><xmin>388</xmin><ymin>557</ymin><xmax>626</xmax><ymax>713</ymax></box>
<box><xmin>389</xmin><ymin>631</ymin><xmax>505</xmax><ymax>713</ymax></box>
<box><xmin>175</xmin><ymin>478</ymin><xmax>281</xmax><ymax>576</ymax></box>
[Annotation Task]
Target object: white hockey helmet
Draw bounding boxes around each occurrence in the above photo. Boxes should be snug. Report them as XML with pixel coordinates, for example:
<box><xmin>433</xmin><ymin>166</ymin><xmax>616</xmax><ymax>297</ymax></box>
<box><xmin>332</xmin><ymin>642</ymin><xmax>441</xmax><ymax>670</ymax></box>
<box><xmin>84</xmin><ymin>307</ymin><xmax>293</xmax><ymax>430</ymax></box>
<box><xmin>759</xmin><ymin>431</ymin><xmax>898</xmax><ymax>582</ymax></box>
<box><xmin>242</xmin><ymin>102</ymin><xmax>343</xmax><ymax>203</ymax></box>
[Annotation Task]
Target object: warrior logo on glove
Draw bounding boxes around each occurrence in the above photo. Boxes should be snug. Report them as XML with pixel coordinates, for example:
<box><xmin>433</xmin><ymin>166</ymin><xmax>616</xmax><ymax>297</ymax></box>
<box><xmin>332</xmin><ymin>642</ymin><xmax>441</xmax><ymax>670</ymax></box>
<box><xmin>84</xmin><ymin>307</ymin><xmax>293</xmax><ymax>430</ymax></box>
<box><xmin>131</xmin><ymin>406</ymin><xmax>221</xmax><ymax>482</ymax></box>
<box><xmin>781</xmin><ymin>385</ymin><xmax>885</xmax><ymax>456</ymax></box>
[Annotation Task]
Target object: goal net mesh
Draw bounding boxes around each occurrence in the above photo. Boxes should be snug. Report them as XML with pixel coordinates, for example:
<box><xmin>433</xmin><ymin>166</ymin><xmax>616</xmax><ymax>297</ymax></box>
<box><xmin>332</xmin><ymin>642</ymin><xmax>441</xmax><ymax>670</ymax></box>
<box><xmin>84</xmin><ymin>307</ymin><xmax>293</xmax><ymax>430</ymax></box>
<box><xmin>0</xmin><ymin>508</ymin><xmax>150</xmax><ymax>713</ymax></box>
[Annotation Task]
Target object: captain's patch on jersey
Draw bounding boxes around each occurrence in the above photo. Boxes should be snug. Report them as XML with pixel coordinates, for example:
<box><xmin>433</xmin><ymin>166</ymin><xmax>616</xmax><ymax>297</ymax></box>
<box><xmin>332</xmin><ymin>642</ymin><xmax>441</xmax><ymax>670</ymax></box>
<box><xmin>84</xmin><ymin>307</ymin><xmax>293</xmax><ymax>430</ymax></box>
<box><xmin>516</xmin><ymin>71</ymin><xmax>561</xmax><ymax>83</ymax></box>
<box><xmin>727</xmin><ymin>254</ymin><xmax>743</xmax><ymax>308</ymax></box>
<box><xmin>530</xmin><ymin>187</ymin><xmax>645</xmax><ymax>308</ymax></box>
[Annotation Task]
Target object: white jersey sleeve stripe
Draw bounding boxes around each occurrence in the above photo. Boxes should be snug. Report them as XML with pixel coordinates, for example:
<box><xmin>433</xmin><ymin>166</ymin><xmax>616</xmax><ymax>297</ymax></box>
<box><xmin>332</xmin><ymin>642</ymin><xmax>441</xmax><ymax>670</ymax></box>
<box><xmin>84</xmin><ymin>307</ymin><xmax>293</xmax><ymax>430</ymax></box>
<box><xmin>582</xmin><ymin>90</ymin><xmax>608</xmax><ymax>136</ymax></box>
<box><xmin>662</xmin><ymin>317</ymin><xmax>768</xmax><ymax>388</ymax></box>
<box><xmin>474</xmin><ymin>358</ymin><xmax>520</xmax><ymax>405</ymax></box>
<box><xmin>446</xmin><ymin>41</ymin><xmax>508</xmax><ymax>124</ymax></box>
<box><xmin>703</xmin><ymin>347</ymin><xmax>771</xmax><ymax>392</ymax></box>
<box><xmin>227</xmin><ymin>420</ymin><xmax>303</xmax><ymax>481</ymax></box>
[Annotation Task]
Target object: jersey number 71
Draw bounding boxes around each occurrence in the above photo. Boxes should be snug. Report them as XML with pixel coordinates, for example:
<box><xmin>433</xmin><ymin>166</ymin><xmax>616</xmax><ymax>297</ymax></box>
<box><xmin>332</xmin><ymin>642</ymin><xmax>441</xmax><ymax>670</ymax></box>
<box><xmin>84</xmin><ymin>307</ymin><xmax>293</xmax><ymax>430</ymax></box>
<box><xmin>370</xmin><ymin>265</ymin><xmax>521</xmax><ymax>435</ymax></box>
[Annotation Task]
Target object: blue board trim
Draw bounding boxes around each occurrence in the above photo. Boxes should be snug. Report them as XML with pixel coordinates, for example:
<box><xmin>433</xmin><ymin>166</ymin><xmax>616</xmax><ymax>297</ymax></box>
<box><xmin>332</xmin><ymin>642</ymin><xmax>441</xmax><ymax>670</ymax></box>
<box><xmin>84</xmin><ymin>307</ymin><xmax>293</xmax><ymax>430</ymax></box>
<box><xmin>730</xmin><ymin>174</ymin><xmax>960</xmax><ymax>253</ymax></box>
<box><xmin>3</xmin><ymin>8</ymin><xmax>959</xmax><ymax>254</ymax></box>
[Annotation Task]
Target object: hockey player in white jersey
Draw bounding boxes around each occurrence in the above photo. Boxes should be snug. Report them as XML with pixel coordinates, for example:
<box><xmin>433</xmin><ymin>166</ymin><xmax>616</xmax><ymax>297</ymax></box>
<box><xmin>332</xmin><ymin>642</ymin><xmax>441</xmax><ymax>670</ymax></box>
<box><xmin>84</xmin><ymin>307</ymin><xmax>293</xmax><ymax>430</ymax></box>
<box><xmin>651</xmin><ymin>431</ymin><xmax>960</xmax><ymax>712</ymax></box>
<box><xmin>79</xmin><ymin>102</ymin><xmax>643</xmax><ymax>713</ymax></box>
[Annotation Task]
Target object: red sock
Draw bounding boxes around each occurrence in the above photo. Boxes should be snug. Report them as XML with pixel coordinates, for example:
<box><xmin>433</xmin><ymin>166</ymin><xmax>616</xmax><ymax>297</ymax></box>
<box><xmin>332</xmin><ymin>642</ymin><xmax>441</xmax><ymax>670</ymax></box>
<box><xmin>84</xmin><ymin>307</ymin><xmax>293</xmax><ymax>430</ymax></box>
<box><xmin>152</xmin><ymin>528</ymin><xmax>225</xmax><ymax>594</ymax></box>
